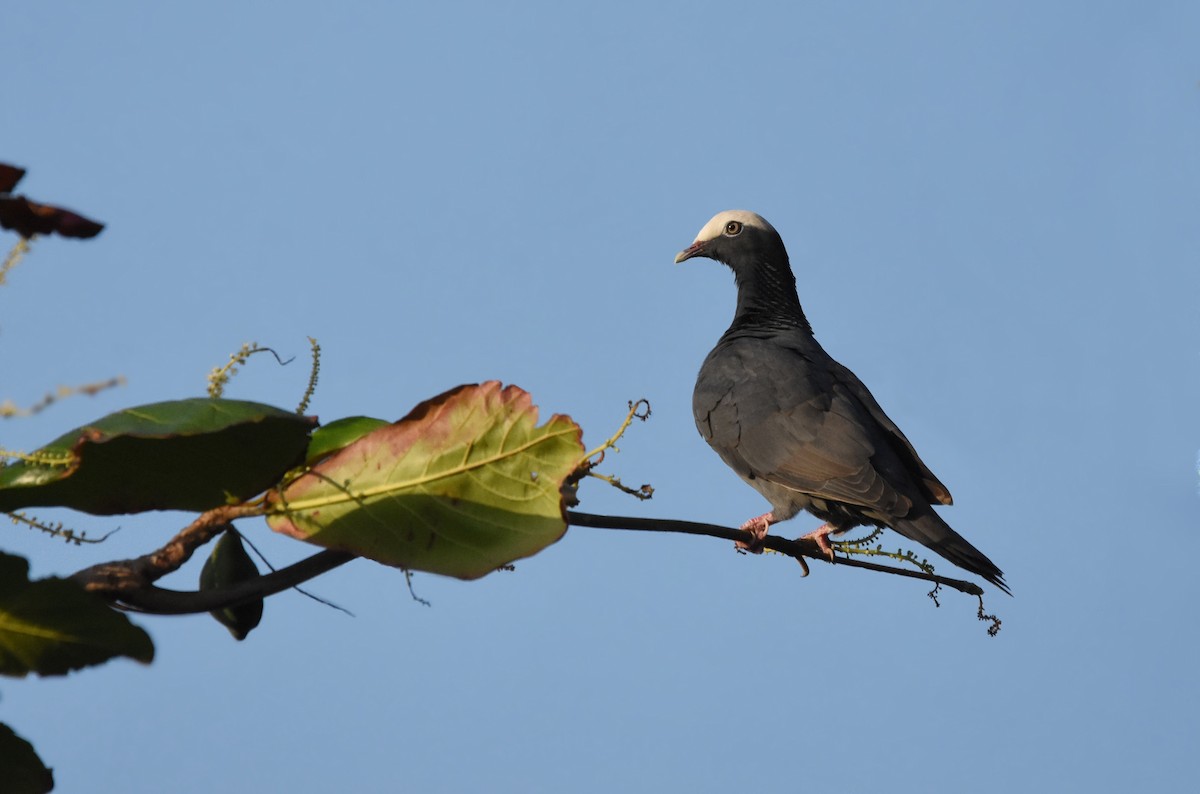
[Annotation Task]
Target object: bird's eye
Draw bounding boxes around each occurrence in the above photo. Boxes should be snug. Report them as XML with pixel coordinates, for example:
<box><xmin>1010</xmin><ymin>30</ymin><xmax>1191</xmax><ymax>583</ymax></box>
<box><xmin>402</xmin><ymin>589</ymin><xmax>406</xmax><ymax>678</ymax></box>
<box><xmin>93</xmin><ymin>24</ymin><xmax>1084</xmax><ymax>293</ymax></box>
<box><xmin>724</xmin><ymin>221</ymin><xmax>743</xmax><ymax>236</ymax></box>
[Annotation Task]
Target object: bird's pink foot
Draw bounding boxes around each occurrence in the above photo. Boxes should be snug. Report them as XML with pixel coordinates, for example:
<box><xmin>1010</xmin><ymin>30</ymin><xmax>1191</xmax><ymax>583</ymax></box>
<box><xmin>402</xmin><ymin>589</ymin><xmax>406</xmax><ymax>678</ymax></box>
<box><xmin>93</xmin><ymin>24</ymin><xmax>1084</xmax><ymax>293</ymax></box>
<box><xmin>799</xmin><ymin>523</ymin><xmax>838</xmax><ymax>562</ymax></box>
<box><xmin>737</xmin><ymin>512</ymin><xmax>774</xmax><ymax>553</ymax></box>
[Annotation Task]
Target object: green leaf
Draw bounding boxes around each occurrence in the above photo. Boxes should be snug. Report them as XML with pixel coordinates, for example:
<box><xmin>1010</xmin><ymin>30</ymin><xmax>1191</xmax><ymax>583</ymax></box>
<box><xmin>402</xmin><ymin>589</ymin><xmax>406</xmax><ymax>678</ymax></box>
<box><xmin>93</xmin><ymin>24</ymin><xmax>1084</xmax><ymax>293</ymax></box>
<box><xmin>267</xmin><ymin>382</ymin><xmax>584</xmax><ymax>580</ymax></box>
<box><xmin>0</xmin><ymin>723</ymin><xmax>54</xmax><ymax>794</ymax></box>
<box><xmin>199</xmin><ymin>530</ymin><xmax>264</xmax><ymax>641</ymax></box>
<box><xmin>305</xmin><ymin>416</ymin><xmax>389</xmax><ymax>465</ymax></box>
<box><xmin>0</xmin><ymin>398</ymin><xmax>316</xmax><ymax>514</ymax></box>
<box><xmin>0</xmin><ymin>552</ymin><xmax>154</xmax><ymax>677</ymax></box>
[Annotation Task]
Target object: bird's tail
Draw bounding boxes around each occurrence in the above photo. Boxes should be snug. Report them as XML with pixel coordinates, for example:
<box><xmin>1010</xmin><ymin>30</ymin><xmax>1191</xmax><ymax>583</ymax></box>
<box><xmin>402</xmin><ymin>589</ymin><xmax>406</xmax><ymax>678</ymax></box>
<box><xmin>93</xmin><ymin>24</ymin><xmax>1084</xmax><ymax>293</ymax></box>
<box><xmin>891</xmin><ymin>510</ymin><xmax>1010</xmax><ymax>595</ymax></box>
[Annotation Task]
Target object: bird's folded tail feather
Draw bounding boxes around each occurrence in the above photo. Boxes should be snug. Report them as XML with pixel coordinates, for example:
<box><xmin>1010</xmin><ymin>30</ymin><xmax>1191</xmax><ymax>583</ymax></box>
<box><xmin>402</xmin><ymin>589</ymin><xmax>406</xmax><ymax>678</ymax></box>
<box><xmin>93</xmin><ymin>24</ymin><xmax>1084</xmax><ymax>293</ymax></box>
<box><xmin>891</xmin><ymin>511</ymin><xmax>1010</xmax><ymax>596</ymax></box>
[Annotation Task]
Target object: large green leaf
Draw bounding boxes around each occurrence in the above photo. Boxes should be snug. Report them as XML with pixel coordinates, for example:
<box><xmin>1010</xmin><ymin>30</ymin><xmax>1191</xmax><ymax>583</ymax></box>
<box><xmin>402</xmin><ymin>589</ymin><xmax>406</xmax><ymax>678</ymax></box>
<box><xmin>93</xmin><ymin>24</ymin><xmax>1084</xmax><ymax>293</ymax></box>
<box><xmin>0</xmin><ymin>723</ymin><xmax>54</xmax><ymax>794</ymax></box>
<box><xmin>0</xmin><ymin>553</ymin><xmax>154</xmax><ymax>677</ymax></box>
<box><xmin>266</xmin><ymin>382</ymin><xmax>584</xmax><ymax>580</ymax></box>
<box><xmin>0</xmin><ymin>398</ymin><xmax>316</xmax><ymax>514</ymax></box>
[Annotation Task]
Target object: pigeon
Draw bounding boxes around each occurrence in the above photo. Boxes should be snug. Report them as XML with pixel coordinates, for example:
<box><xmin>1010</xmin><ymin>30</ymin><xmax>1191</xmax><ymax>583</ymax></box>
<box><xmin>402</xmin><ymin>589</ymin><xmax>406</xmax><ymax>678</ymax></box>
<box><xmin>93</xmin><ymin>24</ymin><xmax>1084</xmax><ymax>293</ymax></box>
<box><xmin>677</xmin><ymin>210</ymin><xmax>1009</xmax><ymax>594</ymax></box>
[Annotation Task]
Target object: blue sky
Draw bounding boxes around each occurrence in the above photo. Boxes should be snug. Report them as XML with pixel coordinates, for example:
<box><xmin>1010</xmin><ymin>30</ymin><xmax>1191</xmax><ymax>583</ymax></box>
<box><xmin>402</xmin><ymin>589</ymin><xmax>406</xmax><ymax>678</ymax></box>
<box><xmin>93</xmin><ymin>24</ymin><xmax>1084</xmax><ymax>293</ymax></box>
<box><xmin>3</xmin><ymin>2</ymin><xmax>1198</xmax><ymax>791</ymax></box>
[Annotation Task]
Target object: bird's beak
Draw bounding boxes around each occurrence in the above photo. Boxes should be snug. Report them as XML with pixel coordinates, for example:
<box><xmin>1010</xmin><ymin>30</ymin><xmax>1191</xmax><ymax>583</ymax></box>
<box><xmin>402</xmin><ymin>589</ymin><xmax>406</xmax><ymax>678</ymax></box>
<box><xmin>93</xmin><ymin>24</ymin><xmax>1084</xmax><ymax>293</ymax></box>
<box><xmin>674</xmin><ymin>240</ymin><xmax>707</xmax><ymax>263</ymax></box>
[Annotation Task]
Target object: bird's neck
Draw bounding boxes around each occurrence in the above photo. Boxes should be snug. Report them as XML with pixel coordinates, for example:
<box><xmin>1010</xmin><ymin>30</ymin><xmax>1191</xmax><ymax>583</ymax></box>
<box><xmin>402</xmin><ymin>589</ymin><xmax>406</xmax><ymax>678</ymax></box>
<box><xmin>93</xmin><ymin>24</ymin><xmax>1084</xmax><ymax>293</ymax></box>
<box><xmin>728</xmin><ymin>258</ymin><xmax>813</xmax><ymax>334</ymax></box>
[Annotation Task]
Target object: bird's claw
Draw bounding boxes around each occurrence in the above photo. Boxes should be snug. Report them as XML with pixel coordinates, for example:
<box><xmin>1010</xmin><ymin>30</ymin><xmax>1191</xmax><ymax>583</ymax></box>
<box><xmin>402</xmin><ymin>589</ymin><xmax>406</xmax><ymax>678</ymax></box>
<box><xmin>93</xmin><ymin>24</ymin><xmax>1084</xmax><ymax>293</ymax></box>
<box><xmin>734</xmin><ymin>515</ymin><xmax>836</xmax><ymax>577</ymax></box>
<box><xmin>736</xmin><ymin>512</ymin><xmax>773</xmax><ymax>554</ymax></box>
<box><xmin>799</xmin><ymin>524</ymin><xmax>838</xmax><ymax>563</ymax></box>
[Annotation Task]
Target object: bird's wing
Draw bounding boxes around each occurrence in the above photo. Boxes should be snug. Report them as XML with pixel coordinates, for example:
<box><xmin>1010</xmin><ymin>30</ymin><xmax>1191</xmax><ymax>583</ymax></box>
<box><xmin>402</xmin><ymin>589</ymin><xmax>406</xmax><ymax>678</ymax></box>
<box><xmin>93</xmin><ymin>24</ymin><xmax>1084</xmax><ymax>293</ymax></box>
<box><xmin>694</xmin><ymin>337</ymin><xmax>920</xmax><ymax>518</ymax></box>
<box><xmin>828</xmin><ymin>360</ymin><xmax>953</xmax><ymax>505</ymax></box>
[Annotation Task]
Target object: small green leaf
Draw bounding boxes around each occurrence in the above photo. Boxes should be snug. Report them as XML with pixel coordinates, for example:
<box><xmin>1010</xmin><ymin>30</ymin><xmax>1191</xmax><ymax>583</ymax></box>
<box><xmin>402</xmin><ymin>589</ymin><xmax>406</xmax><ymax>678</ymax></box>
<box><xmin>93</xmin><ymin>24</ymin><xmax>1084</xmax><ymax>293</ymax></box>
<box><xmin>0</xmin><ymin>398</ymin><xmax>316</xmax><ymax>514</ymax></box>
<box><xmin>0</xmin><ymin>552</ymin><xmax>154</xmax><ymax>677</ymax></box>
<box><xmin>305</xmin><ymin>416</ymin><xmax>389</xmax><ymax>465</ymax></box>
<box><xmin>199</xmin><ymin>531</ymin><xmax>264</xmax><ymax>641</ymax></box>
<box><xmin>267</xmin><ymin>382</ymin><xmax>584</xmax><ymax>580</ymax></box>
<box><xmin>0</xmin><ymin>723</ymin><xmax>54</xmax><ymax>794</ymax></box>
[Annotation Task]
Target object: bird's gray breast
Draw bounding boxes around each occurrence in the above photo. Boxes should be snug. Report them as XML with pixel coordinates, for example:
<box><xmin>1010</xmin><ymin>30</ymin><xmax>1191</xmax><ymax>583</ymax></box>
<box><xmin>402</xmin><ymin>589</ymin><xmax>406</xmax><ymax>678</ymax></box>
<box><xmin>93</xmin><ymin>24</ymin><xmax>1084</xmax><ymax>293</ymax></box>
<box><xmin>692</xmin><ymin>334</ymin><xmax>823</xmax><ymax>520</ymax></box>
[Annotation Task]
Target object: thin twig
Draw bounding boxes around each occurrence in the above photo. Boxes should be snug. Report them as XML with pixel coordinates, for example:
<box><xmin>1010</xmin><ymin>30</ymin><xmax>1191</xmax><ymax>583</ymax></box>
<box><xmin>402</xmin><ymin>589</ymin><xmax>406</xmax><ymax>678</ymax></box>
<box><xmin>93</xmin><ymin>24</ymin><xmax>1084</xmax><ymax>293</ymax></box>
<box><xmin>237</xmin><ymin>528</ymin><xmax>354</xmax><ymax>616</ymax></box>
<box><xmin>565</xmin><ymin>511</ymin><xmax>985</xmax><ymax>597</ymax></box>
<box><xmin>581</xmin><ymin>398</ymin><xmax>651</xmax><ymax>462</ymax></box>
<box><xmin>0</xmin><ymin>376</ymin><xmax>125</xmax><ymax>419</ymax></box>
<box><xmin>0</xmin><ymin>236</ymin><xmax>32</xmax><ymax>286</ymax></box>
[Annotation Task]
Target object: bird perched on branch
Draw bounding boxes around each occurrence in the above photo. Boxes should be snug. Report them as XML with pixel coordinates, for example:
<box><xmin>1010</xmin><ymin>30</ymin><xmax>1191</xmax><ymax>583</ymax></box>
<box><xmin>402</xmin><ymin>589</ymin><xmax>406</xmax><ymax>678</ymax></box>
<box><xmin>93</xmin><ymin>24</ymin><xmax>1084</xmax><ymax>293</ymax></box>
<box><xmin>677</xmin><ymin>210</ymin><xmax>1008</xmax><ymax>594</ymax></box>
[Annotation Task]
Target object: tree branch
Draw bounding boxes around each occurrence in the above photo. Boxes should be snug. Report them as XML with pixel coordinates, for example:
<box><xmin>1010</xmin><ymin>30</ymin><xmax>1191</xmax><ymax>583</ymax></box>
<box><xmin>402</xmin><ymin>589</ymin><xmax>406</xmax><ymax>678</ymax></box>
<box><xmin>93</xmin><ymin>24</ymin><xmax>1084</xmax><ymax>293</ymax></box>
<box><xmin>70</xmin><ymin>503</ymin><xmax>262</xmax><ymax>596</ymax></box>
<box><xmin>68</xmin><ymin>506</ymin><xmax>984</xmax><ymax>617</ymax></box>
<box><xmin>108</xmin><ymin>549</ymin><xmax>355</xmax><ymax>614</ymax></box>
<box><xmin>69</xmin><ymin>502</ymin><xmax>357</xmax><ymax>615</ymax></box>
<box><xmin>565</xmin><ymin>511</ymin><xmax>985</xmax><ymax>597</ymax></box>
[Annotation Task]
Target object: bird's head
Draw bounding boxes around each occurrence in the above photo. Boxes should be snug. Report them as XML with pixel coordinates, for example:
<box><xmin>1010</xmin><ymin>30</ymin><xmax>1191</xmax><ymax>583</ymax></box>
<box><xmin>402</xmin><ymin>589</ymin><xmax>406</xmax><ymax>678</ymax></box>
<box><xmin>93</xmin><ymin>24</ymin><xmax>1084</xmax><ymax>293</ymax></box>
<box><xmin>674</xmin><ymin>210</ymin><xmax>783</xmax><ymax>267</ymax></box>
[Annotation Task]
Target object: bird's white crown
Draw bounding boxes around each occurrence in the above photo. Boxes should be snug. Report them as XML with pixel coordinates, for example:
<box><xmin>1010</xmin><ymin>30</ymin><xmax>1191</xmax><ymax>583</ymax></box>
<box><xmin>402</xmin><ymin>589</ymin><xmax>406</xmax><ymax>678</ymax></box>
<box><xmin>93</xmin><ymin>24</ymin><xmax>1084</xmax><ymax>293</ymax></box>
<box><xmin>689</xmin><ymin>210</ymin><xmax>777</xmax><ymax>244</ymax></box>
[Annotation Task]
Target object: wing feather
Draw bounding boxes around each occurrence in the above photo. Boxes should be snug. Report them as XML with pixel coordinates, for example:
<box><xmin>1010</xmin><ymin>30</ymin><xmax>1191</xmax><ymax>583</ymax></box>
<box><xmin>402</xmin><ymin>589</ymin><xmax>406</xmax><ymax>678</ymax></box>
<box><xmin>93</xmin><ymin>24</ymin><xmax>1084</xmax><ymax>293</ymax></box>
<box><xmin>694</xmin><ymin>336</ymin><xmax>940</xmax><ymax>520</ymax></box>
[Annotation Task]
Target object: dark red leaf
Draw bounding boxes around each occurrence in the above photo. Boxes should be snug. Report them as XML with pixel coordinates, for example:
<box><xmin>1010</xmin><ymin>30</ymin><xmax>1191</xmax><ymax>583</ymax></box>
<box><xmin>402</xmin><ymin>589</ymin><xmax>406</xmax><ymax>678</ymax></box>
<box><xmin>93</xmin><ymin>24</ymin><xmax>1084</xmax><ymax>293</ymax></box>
<box><xmin>0</xmin><ymin>163</ymin><xmax>25</xmax><ymax>194</ymax></box>
<box><xmin>0</xmin><ymin>196</ymin><xmax>104</xmax><ymax>239</ymax></box>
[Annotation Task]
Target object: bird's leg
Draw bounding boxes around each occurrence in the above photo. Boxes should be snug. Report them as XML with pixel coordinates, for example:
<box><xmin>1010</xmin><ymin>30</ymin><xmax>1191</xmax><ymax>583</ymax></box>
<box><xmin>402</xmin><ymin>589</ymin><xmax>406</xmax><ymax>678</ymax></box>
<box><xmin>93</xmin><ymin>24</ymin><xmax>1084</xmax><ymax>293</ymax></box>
<box><xmin>737</xmin><ymin>512</ymin><xmax>775</xmax><ymax>554</ymax></box>
<box><xmin>799</xmin><ymin>524</ymin><xmax>838</xmax><ymax>563</ymax></box>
